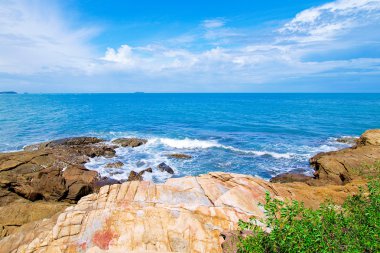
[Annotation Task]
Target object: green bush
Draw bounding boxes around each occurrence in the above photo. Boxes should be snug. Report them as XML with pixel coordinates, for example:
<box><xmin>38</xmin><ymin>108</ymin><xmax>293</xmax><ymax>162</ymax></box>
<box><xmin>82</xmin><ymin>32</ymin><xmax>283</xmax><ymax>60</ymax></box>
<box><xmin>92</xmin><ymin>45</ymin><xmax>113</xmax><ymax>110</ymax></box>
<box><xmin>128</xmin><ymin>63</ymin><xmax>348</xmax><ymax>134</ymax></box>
<box><xmin>238</xmin><ymin>180</ymin><xmax>380</xmax><ymax>253</ymax></box>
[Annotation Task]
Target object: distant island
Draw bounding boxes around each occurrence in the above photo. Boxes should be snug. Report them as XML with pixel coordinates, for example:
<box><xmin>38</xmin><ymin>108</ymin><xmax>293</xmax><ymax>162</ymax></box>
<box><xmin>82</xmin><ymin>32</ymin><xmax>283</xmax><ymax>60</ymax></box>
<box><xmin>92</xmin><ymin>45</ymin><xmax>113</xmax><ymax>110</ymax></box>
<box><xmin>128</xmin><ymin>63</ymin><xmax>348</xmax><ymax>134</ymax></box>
<box><xmin>0</xmin><ymin>91</ymin><xmax>17</xmax><ymax>94</ymax></box>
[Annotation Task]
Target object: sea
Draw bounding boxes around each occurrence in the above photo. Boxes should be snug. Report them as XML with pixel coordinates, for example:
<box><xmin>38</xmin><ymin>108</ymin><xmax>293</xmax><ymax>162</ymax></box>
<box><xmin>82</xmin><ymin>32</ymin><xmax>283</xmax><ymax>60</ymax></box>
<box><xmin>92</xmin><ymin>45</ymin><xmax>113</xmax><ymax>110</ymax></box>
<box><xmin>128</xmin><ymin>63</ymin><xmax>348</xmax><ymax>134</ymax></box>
<box><xmin>1</xmin><ymin>93</ymin><xmax>379</xmax><ymax>182</ymax></box>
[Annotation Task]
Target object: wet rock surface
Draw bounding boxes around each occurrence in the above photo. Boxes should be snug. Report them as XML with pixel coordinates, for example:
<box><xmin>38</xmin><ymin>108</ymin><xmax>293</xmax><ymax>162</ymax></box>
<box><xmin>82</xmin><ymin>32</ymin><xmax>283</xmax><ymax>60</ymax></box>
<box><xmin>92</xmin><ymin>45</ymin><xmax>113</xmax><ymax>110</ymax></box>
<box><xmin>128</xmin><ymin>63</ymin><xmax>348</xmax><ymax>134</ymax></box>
<box><xmin>112</xmin><ymin>138</ymin><xmax>148</xmax><ymax>148</ymax></box>
<box><xmin>270</xmin><ymin>173</ymin><xmax>312</xmax><ymax>184</ymax></box>
<box><xmin>158</xmin><ymin>162</ymin><xmax>175</xmax><ymax>174</ymax></box>
<box><xmin>167</xmin><ymin>153</ymin><xmax>192</xmax><ymax>159</ymax></box>
<box><xmin>336</xmin><ymin>136</ymin><xmax>358</xmax><ymax>145</ymax></box>
<box><xmin>127</xmin><ymin>168</ymin><xmax>153</xmax><ymax>181</ymax></box>
<box><xmin>104</xmin><ymin>161</ymin><xmax>124</xmax><ymax>168</ymax></box>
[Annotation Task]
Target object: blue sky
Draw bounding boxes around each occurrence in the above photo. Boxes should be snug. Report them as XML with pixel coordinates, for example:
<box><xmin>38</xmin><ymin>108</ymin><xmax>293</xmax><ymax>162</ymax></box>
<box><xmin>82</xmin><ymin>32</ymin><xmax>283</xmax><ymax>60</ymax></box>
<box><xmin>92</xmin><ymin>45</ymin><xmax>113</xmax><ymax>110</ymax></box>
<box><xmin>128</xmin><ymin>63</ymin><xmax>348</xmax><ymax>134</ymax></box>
<box><xmin>0</xmin><ymin>0</ymin><xmax>379</xmax><ymax>92</ymax></box>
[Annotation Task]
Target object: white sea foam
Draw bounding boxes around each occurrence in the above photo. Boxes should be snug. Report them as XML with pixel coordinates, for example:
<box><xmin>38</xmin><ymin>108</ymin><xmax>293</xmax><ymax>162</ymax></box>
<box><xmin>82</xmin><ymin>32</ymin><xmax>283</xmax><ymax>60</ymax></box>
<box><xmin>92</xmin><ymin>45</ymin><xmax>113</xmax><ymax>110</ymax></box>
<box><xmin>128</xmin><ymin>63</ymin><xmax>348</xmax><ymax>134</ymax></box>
<box><xmin>85</xmin><ymin>134</ymin><xmax>358</xmax><ymax>183</ymax></box>
<box><xmin>153</xmin><ymin>138</ymin><xmax>222</xmax><ymax>149</ymax></box>
<box><xmin>147</xmin><ymin>137</ymin><xmax>293</xmax><ymax>159</ymax></box>
<box><xmin>221</xmin><ymin>145</ymin><xmax>293</xmax><ymax>159</ymax></box>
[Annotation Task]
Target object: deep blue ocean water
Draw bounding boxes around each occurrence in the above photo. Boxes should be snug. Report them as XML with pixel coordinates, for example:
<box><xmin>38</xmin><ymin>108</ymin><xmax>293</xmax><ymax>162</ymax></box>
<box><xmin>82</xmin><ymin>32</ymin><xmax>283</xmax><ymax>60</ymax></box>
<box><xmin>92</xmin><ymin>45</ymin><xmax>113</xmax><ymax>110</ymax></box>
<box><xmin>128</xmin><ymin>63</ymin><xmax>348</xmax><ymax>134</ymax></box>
<box><xmin>1</xmin><ymin>93</ymin><xmax>379</xmax><ymax>182</ymax></box>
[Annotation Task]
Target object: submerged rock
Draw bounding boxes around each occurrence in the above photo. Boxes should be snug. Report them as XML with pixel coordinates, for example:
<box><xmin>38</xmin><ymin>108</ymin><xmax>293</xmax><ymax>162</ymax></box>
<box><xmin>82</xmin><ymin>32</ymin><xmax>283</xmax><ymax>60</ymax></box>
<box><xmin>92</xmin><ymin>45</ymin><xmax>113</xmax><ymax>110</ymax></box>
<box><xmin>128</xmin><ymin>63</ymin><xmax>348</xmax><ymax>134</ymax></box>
<box><xmin>127</xmin><ymin>171</ymin><xmax>142</xmax><ymax>181</ymax></box>
<box><xmin>127</xmin><ymin>168</ymin><xmax>153</xmax><ymax>181</ymax></box>
<box><xmin>336</xmin><ymin>136</ymin><xmax>357</xmax><ymax>145</ymax></box>
<box><xmin>167</xmin><ymin>153</ymin><xmax>192</xmax><ymax>159</ymax></box>
<box><xmin>158</xmin><ymin>162</ymin><xmax>174</xmax><ymax>174</ymax></box>
<box><xmin>112</xmin><ymin>138</ymin><xmax>147</xmax><ymax>148</ymax></box>
<box><xmin>104</xmin><ymin>161</ymin><xmax>124</xmax><ymax>168</ymax></box>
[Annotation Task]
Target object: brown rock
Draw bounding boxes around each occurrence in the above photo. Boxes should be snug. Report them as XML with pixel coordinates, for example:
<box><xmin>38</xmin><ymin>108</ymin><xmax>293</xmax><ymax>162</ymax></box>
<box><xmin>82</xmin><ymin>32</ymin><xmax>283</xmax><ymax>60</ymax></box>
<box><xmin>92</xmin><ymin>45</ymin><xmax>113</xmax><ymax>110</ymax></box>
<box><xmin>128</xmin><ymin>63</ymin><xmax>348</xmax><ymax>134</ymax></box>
<box><xmin>104</xmin><ymin>161</ymin><xmax>124</xmax><ymax>168</ymax></box>
<box><xmin>0</xmin><ymin>201</ymin><xmax>69</xmax><ymax>237</ymax></box>
<box><xmin>23</xmin><ymin>137</ymin><xmax>104</xmax><ymax>151</ymax></box>
<box><xmin>127</xmin><ymin>171</ymin><xmax>143</xmax><ymax>181</ymax></box>
<box><xmin>142</xmin><ymin>167</ymin><xmax>153</xmax><ymax>173</ymax></box>
<box><xmin>356</xmin><ymin>129</ymin><xmax>380</xmax><ymax>146</ymax></box>
<box><xmin>44</xmin><ymin>137</ymin><xmax>104</xmax><ymax>147</ymax></box>
<box><xmin>310</xmin><ymin>129</ymin><xmax>380</xmax><ymax>184</ymax></box>
<box><xmin>221</xmin><ymin>230</ymin><xmax>254</xmax><ymax>253</ymax></box>
<box><xmin>167</xmin><ymin>153</ymin><xmax>192</xmax><ymax>159</ymax></box>
<box><xmin>127</xmin><ymin>168</ymin><xmax>153</xmax><ymax>181</ymax></box>
<box><xmin>0</xmin><ymin>137</ymin><xmax>117</xmax><ymax>237</ymax></box>
<box><xmin>112</xmin><ymin>138</ymin><xmax>147</xmax><ymax>148</ymax></box>
<box><xmin>270</xmin><ymin>173</ymin><xmax>313</xmax><ymax>183</ymax></box>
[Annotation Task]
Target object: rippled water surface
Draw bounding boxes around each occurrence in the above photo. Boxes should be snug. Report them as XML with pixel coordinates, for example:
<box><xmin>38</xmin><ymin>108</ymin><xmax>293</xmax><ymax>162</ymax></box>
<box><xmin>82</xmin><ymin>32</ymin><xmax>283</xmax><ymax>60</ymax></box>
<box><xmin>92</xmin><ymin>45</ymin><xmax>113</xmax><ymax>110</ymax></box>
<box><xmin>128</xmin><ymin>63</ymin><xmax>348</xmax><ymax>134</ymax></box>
<box><xmin>1</xmin><ymin>93</ymin><xmax>379</xmax><ymax>181</ymax></box>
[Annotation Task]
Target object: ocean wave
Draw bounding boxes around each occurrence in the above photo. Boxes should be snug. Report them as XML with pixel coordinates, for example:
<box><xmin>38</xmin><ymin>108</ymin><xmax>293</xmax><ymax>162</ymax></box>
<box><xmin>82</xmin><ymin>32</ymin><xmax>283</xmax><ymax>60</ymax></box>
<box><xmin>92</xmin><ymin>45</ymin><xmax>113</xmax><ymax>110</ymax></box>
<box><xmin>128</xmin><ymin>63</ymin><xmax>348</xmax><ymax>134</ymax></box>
<box><xmin>221</xmin><ymin>145</ymin><xmax>293</xmax><ymax>159</ymax></box>
<box><xmin>154</xmin><ymin>137</ymin><xmax>222</xmax><ymax>149</ymax></box>
<box><xmin>84</xmin><ymin>134</ymin><xmax>355</xmax><ymax>183</ymax></box>
<box><xmin>147</xmin><ymin>137</ymin><xmax>292</xmax><ymax>159</ymax></box>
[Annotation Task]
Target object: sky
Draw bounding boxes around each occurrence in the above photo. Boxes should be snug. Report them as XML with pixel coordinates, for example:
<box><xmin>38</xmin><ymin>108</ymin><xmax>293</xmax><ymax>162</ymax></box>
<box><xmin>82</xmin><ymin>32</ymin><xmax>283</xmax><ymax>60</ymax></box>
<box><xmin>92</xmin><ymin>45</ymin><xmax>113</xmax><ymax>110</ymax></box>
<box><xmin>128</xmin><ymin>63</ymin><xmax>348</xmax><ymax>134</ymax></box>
<box><xmin>0</xmin><ymin>0</ymin><xmax>379</xmax><ymax>93</ymax></box>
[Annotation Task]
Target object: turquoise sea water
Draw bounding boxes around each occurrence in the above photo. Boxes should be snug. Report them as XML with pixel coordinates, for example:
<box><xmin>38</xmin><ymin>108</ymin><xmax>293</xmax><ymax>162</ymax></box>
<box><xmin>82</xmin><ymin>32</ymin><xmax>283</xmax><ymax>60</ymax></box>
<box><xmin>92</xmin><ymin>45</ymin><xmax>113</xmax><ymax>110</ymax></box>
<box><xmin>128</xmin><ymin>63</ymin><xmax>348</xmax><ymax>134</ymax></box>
<box><xmin>1</xmin><ymin>93</ymin><xmax>379</xmax><ymax>182</ymax></box>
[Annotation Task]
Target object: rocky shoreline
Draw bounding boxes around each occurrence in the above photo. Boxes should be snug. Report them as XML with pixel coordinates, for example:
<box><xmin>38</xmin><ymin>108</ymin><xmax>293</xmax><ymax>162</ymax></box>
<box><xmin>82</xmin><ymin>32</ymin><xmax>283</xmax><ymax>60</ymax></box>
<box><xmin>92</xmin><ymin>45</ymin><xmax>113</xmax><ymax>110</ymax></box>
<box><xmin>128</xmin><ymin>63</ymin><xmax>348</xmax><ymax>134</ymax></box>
<box><xmin>0</xmin><ymin>130</ymin><xmax>379</xmax><ymax>252</ymax></box>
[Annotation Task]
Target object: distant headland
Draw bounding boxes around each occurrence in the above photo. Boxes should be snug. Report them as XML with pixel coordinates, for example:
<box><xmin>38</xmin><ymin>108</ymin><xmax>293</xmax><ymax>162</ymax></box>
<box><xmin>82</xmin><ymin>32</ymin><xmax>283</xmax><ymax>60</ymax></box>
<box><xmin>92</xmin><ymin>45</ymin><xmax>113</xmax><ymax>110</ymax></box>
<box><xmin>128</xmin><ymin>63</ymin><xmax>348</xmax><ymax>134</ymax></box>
<box><xmin>0</xmin><ymin>91</ymin><xmax>17</xmax><ymax>94</ymax></box>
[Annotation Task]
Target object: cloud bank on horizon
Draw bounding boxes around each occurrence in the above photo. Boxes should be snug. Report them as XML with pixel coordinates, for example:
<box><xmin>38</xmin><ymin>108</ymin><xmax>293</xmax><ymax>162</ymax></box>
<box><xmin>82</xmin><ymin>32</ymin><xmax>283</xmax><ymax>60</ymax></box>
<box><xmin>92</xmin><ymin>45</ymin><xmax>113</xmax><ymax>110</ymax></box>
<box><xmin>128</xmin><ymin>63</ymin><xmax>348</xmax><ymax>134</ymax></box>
<box><xmin>0</xmin><ymin>0</ymin><xmax>379</xmax><ymax>92</ymax></box>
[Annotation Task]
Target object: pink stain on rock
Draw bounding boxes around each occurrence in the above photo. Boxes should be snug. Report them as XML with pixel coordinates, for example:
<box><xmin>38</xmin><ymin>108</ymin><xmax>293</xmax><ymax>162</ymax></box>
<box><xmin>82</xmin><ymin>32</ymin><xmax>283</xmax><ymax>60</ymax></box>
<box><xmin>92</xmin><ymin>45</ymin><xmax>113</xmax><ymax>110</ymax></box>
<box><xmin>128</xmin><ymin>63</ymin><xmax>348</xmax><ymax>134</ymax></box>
<box><xmin>78</xmin><ymin>242</ymin><xmax>87</xmax><ymax>251</ymax></box>
<box><xmin>92</xmin><ymin>229</ymin><xmax>117</xmax><ymax>250</ymax></box>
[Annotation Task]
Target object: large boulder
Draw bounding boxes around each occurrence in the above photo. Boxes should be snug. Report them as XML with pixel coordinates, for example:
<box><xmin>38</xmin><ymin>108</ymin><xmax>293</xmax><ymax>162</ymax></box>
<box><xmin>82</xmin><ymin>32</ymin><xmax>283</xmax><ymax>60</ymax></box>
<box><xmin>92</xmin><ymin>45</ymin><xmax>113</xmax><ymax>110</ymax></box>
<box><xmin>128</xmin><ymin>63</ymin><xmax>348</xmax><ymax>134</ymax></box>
<box><xmin>310</xmin><ymin>129</ymin><xmax>380</xmax><ymax>184</ymax></box>
<box><xmin>356</xmin><ymin>129</ymin><xmax>380</xmax><ymax>146</ymax></box>
<box><xmin>112</xmin><ymin>138</ymin><xmax>147</xmax><ymax>148</ymax></box>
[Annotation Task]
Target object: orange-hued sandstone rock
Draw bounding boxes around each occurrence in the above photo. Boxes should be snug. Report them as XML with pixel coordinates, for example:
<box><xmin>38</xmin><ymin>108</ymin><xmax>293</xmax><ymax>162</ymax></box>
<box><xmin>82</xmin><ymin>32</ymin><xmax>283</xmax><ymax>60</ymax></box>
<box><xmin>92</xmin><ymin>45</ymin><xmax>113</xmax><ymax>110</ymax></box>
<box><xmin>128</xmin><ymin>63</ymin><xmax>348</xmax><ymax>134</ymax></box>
<box><xmin>0</xmin><ymin>129</ymin><xmax>379</xmax><ymax>253</ymax></box>
<box><xmin>0</xmin><ymin>174</ymin><xmax>366</xmax><ymax>253</ymax></box>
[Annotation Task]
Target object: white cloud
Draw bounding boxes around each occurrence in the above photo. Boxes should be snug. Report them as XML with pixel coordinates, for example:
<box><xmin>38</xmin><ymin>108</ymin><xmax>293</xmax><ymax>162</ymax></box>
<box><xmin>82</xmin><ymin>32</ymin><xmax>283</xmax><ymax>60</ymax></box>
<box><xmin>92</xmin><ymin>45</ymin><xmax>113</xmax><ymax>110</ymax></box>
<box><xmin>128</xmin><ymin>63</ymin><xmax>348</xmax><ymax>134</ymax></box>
<box><xmin>102</xmin><ymin>45</ymin><xmax>134</xmax><ymax>65</ymax></box>
<box><xmin>1</xmin><ymin>0</ymin><xmax>380</xmax><ymax>91</ymax></box>
<box><xmin>97</xmin><ymin>0</ymin><xmax>380</xmax><ymax>87</ymax></box>
<box><xmin>280</xmin><ymin>0</ymin><xmax>380</xmax><ymax>42</ymax></box>
<box><xmin>202</xmin><ymin>19</ymin><xmax>225</xmax><ymax>29</ymax></box>
<box><xmin>0</xmin><ymin>0</ymin><xmax>98</xmax><ymax>75</ymax></box>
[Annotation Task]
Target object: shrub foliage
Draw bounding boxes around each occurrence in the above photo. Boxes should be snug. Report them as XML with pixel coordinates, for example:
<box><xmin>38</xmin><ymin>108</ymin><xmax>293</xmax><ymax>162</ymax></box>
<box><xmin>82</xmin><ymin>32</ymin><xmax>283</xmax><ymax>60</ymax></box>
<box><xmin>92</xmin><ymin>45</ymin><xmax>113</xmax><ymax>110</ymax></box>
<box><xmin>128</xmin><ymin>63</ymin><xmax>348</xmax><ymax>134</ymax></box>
<box><xmin>238</xmin><ymin>180</ymin><xmax>380</xmax><ymax>253</ymax></box>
